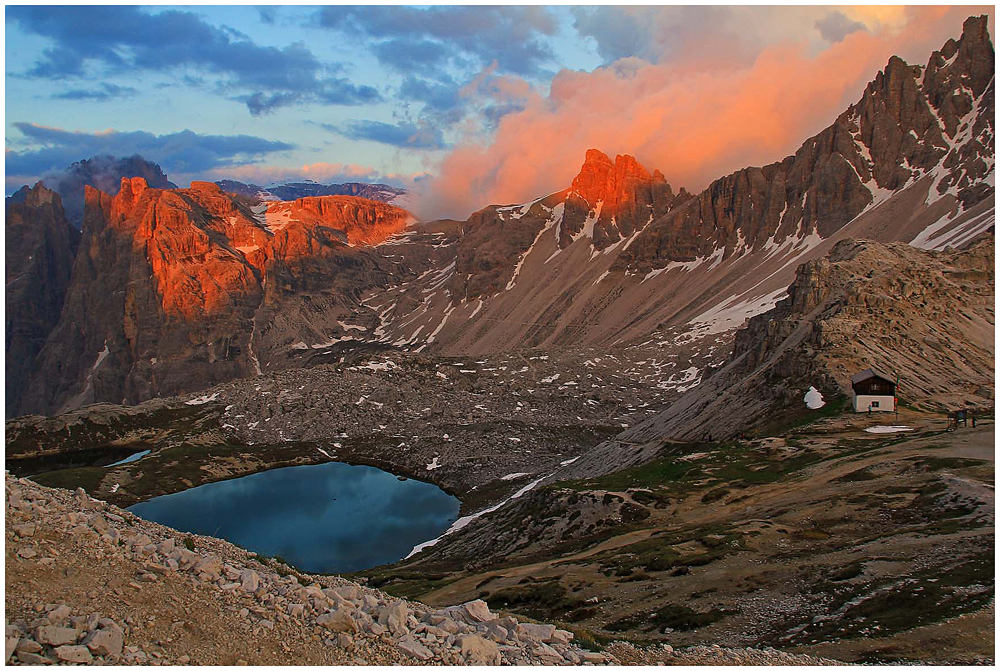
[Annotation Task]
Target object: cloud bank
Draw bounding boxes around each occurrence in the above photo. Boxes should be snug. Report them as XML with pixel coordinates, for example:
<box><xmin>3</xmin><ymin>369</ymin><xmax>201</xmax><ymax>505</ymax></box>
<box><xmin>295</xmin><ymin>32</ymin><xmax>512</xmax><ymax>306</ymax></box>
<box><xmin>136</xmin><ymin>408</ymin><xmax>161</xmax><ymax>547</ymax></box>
<box><xmin>415</xmin><ymin>6</ymin><xmax>991</xmax><ymax>220</ymax></box>
<box><xmin>6</xmin><ymin>124</ymin><xmax>294</xmax><ymax>180</ymax></box>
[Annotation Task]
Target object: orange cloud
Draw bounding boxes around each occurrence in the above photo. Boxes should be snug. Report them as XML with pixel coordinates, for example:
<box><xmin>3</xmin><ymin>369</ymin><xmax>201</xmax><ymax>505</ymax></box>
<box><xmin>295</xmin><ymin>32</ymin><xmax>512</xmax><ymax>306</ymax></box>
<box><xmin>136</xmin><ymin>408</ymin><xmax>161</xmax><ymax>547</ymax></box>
<box><xmin>415</xmin><ymin>6</ymin><xmax>993</xmax><ymax>221</ymax></box>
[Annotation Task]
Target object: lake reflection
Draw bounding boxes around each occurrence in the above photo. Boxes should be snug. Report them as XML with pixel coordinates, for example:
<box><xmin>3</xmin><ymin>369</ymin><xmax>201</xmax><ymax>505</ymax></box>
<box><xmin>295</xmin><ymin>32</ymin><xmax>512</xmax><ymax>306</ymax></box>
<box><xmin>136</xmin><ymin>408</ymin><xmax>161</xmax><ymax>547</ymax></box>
<box><xmin>127</xmin><ymin>462</ymin><xmax>460</xmax><ymax>573</ymax></box>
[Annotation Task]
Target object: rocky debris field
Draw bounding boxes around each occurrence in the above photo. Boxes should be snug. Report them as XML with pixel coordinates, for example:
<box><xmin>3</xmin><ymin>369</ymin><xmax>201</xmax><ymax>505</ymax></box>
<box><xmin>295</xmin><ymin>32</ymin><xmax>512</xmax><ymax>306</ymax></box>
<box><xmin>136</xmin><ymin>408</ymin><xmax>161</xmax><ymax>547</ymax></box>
<box><xmin>5</xmin><ymin>472</ymin><xmax>608</xmax><ymax>665</ymax></box>
<box><xmin>605</xmin><ymin>641</ymin><xmax>839</xmax><ymax>665</ymax></box>
<box><xmin>207</xmin><ymin>341</ymin><xmax>727</xmax><ymax>503</ymax></box>
<box><xmin>5</xmin><ymin>473</ymin><xmax>855</xmax><ymax>666</ymax></box>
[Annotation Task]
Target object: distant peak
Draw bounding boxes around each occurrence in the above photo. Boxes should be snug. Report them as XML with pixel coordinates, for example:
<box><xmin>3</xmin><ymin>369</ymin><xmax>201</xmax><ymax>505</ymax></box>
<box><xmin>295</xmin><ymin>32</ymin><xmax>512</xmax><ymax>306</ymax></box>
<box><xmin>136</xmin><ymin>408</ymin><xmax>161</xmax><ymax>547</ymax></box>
<box><xmin>570</xmin><ymin>148</ymin><xmax>657</xmax><ymax>204</ymax></box>
<box><xmin>582</xmin><ymin>148</ymin><xmax>613</xmax><ymax>166</ymax></box>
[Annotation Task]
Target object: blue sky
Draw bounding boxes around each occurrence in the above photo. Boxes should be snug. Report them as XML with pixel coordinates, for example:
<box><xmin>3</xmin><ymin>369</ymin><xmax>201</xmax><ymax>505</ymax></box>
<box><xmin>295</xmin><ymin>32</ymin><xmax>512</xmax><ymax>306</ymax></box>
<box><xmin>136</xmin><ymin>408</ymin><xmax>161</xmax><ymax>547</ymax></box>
<box><xmin>5</xmin><ymin>6</ymin><xmax>993</xmax><ymax>218</ymax></box>
<box><xmin>5</xmin><ymin>5</ymin><xmax>600</xmax><ymax>192</ymax></box>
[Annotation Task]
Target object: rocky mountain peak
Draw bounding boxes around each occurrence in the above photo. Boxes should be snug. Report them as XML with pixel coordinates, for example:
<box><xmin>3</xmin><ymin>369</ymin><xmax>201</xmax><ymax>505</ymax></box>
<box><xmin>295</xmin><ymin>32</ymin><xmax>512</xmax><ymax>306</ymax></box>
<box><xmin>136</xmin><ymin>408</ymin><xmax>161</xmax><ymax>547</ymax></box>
<box><xmin>569</xmin><ymin>149</ymin><xmax>659</xmax><ymax>209</ymax></box>
<box><xmin>558</xmin><ymin>149</ymin><xmax>682</xmax><ymax>250</ymax></box>
<box><xmin>22</xmin><ymin>181</ymin><xmax>58</xmax><ymax>207</ymax></box>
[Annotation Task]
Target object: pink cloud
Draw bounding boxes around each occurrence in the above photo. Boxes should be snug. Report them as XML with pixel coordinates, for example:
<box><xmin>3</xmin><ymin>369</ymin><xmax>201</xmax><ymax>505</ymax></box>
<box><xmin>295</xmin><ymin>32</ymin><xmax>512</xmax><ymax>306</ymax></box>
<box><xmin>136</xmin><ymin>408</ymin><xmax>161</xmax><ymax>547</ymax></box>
<box><xmin>415</xmin><ymin>6</ymin><xmax>993</xmax><ymax>221</ymax></box>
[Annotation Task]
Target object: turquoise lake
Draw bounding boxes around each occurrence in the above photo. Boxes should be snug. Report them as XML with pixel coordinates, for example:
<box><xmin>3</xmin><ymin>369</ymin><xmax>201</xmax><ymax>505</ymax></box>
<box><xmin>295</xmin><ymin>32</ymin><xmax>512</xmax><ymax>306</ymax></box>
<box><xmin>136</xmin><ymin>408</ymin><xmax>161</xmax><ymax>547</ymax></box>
<box><xmin>127</xmin><ymin>461</ymin><xmax>460</xmax><ymax>573</ymax></box>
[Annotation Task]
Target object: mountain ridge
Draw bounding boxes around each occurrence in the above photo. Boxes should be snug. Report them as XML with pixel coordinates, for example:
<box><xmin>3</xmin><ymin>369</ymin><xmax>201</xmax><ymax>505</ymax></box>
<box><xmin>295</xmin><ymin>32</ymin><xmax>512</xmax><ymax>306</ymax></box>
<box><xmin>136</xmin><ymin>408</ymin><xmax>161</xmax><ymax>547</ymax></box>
<box><xmin>6</xmin><ymin>15</ymin><xmax>994</xmax><ymax>417</ymax></box>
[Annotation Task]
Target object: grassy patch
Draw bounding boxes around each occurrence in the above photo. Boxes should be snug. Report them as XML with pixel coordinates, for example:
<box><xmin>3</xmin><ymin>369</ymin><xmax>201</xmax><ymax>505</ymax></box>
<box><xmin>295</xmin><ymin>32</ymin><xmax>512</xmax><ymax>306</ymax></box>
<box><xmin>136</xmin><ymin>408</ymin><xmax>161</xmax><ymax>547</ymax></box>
<box><xmin>774</xmin><ymin>549</ymin><xmax>994</xmax><ymax>645</ymax></box>
<box><xmin>751</xmin><ymin>394</ymin><xmax>850</xmax><ymax>438</ymax></box>
<box><xmin>484</xmin><ymin>578</ymin><xmax>587</xmax><ymax>620</ymax></box>
<box><xmin>606</xmin><ymin>603</ymin><xmax>730</xmax><ymax>633</ymax></box>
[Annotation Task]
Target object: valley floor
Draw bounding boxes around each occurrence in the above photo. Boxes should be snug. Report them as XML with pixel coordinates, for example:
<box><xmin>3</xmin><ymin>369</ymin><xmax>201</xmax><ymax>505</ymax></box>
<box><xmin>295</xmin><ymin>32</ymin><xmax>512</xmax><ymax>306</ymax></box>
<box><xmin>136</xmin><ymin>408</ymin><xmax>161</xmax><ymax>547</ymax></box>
<box><xmin>371</xmin><ymin>411</ymin><xmax>996</xmax><ymax>665</ymax></box>
<box><xmin>5</xmin><ymin>355</ymin><xmax>994</xmax><ymax>665</ymax></box>
<box><xmin>5</xmin><ymin>473</ymin><xmax>838</xmax><ymax>666</ymax></box>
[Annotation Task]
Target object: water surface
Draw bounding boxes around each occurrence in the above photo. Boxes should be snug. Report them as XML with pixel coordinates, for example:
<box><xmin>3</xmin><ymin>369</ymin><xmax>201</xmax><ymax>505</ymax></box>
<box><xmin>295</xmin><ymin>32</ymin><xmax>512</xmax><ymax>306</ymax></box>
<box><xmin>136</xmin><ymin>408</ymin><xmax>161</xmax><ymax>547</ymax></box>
<box><xmin>128</xmin><ymin>461</ymin><xmax>459</xmax><ymax>573</ymax></box>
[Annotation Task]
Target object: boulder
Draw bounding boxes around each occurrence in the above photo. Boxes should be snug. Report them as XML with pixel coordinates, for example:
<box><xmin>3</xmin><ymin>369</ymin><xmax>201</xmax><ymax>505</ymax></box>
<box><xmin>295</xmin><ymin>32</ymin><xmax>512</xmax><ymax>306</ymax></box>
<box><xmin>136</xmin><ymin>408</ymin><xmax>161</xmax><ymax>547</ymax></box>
<box><xmin>316</xmin><ymin>611</ymin><xmax>357</xmax><ymax>634</ymax></box>
<box><xmin>84</xmin><ymin>626</ymin><xmax>124</xmax><ymax>657</ymax></box>
<box><xmin>397</xmin><ymin>636</ymin><xmax>433</xmax><ymax>661</ymax></box>
<box><xmin>461</xmin><ymin>599</ymin><xmax>496</xmax><ymax>623</ymax></box>
<box><xmin>240</xmin><ymin>569</ymin><xmax>261</xmax><ymax>593</ymax></box>
<box><xmin>36</xmin><ymin>625</ymin><xmax>79</xmax><ymax>646</ymax></box>
<box><xmin>54</xmin><ymin>644</ymin><xmax>93</xmax><ymax>664</ymax></box>
<box><xmin>515</xmin><ymin>623</ymin><xmax>555</xmax><ymax>643</ymax></box>
<box><xmin>46</xmin><ymin>605</ymin><xmax>72</xmax><ymax>622</ymax></box>
<box><xmin>16</xmin><ymin>638</ymin><xmax>43</xmax><ymax>654</ymax></box>
<box><xmin>16</xmin><ymin>650</ymin><xmax>52</xmax><ymax>665</ymax></box>
<box><xmin>459</xmin><ymin>633</ymin><xmax>501</xmax><ymax>665</ymax></box>
<box><xmin>13</xmin><ymin>523</ymin><xmax>36</xmax><ymax>538</ymax></box>
<box><xmin>5</xmin><ymin>636</ymin><xmax>18</xmax><ymax>663</ymax></box>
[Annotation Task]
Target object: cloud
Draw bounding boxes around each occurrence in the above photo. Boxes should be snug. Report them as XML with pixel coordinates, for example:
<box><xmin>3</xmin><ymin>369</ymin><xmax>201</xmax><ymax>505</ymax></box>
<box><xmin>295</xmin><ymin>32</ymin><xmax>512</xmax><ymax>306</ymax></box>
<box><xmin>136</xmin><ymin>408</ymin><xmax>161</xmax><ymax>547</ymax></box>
<box><xmin>416</xmin><ymin>6</ymin><xmax>991</xmax><ymax>220</ymax></box>
<box><xmin>256</xmin><ymin>6</ymin><xmax>278</xmax><ymax>25</ymax></box>
<box><xmin>317</xmin><ymin>6</ymin><xmax>558</xmax><ymax>77</ymax></box>
<box><xmin>52</xmin><ymin>83</ymin><xmax>137</xmax><ymax>101</ymax></box>
<box><xmin>7</xmin><ymin>5</ymin><xmax>380</xmax><ymax>115</ymax></box>
<box><xmin>815</xmin><ymin>11</ymin><xmax>868</xmax><ymax>43</ymax></box>
<box><xmin>6</xmin><ymin>123</ymin><xmax>294</xmax><ymax>179</ymax></box>
<box><xmin>372</xmin><ymin>38</ymin><xmax>451</xmax><ymax>73</ymax></box>
<box><xmin>199</xmin><ymin>161</ymin><xmax>427</xmax><ymax>190</ymax></box>
<box><xmin>399</xmin><ymin>76</ymin><xmax>462</xmax><ymax>113</ymax></box>
<box><xmin>334</xmin><ymin>120</ymin><xmax>448</xmax><ymax>151</ymax></box>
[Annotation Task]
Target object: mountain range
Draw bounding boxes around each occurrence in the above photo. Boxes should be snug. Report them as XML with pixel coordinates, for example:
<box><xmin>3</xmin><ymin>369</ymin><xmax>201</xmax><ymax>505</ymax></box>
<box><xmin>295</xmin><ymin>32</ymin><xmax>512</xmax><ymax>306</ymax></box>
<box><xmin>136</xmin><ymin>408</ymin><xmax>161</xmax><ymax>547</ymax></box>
<box><xmin>215</xmin><ymin>178</ymin><xmax>408</xmax><ymax>205</ymax></box>
<box><xmin>5</xmin><ymin>15</ymin><xmax>994</xmax><ymax>418</ymax></box>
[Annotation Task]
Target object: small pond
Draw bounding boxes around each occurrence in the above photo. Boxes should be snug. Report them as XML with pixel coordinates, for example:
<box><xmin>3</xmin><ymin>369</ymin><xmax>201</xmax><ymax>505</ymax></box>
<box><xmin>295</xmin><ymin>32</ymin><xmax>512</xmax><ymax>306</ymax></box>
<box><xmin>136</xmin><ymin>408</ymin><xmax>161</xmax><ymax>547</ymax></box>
<box><xmin>127</xmin><ymin>461</ymin><xmax>460</xmax><ymax>573</ymax></box>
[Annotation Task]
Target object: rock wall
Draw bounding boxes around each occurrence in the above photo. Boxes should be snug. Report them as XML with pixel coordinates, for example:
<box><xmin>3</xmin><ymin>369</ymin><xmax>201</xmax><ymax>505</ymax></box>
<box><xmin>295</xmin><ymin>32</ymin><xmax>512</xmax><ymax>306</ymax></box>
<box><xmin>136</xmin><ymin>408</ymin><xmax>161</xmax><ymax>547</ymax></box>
<box><xmin>5</xmin><ymin>184</ymin><xmax>80</xmax><ymax>417</ymax></box>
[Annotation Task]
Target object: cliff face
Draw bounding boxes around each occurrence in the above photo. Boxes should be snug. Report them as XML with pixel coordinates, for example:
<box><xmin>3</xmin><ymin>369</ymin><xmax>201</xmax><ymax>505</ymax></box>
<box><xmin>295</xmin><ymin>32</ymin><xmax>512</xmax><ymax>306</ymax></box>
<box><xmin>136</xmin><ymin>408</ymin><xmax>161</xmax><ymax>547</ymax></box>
<box><xmin>5</xmin><ymin>184</ymin><xmax>81</xmax><ymax>417</ymax></box>
<box><xmin>615</xmin><ymin>15</ymin><xmax>994</xmax><ymax>273</ymax></box>
<box><xmin>619</xmin><ymin>233</ymin><xmax>995</xmax><ymax>442</ymax></box>
<box><xmin>15</xmin><ymin>180</ymin><xmax>409</xmax><ymax>416</ymax></box>
<box><xmin>561</xmin><ymin>149</ymin><xmax>685</xmax><ymax>250</ymax></box>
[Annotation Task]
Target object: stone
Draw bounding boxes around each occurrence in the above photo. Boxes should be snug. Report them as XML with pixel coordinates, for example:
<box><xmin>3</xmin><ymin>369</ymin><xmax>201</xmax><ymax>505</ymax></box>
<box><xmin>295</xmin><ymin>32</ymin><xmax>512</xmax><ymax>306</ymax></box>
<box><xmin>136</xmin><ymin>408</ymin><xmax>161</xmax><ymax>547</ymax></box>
<box><xmin>16</xmin><ymin>638</ymin><xmax>43</xmax><ymax>654</ymax></box>
<box><xmin>382</xmin><ymin>601</ymin><xmax>409</xmax><ymax>637</ymax></box>
<box><xmin>46</xmin><ymin>605</ymin><xmax>72</xmax><ymax>622</ymax></box>
<box><xmin>287</xmin><ymin>604</ymin><xmax>305</xmax><ymax>618</ymax></box>
<box><xmin>240</xmin><ymin>569</ymin><xmax>261</xmax><ymax>593</ymax></box>
<box><xmin>515</xmin><ymin>623</ymin><xmax>555</xmax><ymax>643</ymax></box>
<box><xmin>582</xmin><ymin>651</ymin><xmax>607</xmax><ymax>663</ymax></box>
<box><xmin>461</xmin><ymin>599</ymin><xmax>496</xmax><ymax>623</ymax></box>
<box><xmin>54</xmin><ymin>644</ymin><xmax>93</xmax><ymax>663</ymax></box>
<box><xmin>6</xmin><ymin>636</ymin><xmax>18</xmax><ymax>663</ymax></box>
<box><xmin>194</xmin><ymin>555</ymin><xmax>223</xmax><ymax>579</ymax></box>
<box><xmin>84</xmin><ymin>626</ymin><xmax>124</xmax><ymax>656</ymax></box>
<box><xmin>13</xmin><ymin>523</ymin><xmax>36</xmax><ymax>538</ymax></box>
<box><xmin>178</xmin><ymin>655</ymin><xmax>191</xmax><ymax>664</ymax></box>
<box><xmin>16</xmin><ymin>650</ymin><xmax>52</xmax><ymax>665</ymax></box>
<box><xmin>483</xmin><ymin>621</ymin><xmax>509</xmax><ymax>642</ymax></box>
<box><xmin>397</xmin><ymin>636</ymin><xmax>433</xmax><ymax>661</ymax></box>
<box><xmin>316</xmin><ymin>611</ymin><xmax>357</xmax><ymax>634</ymax></box>
<box><xmin>336</xmin><ymin>633</ymin><xmax>354</xmax><ymax>650</ymax></box>
<box><xmin>548</xmin><ymin>629</ymin><xmax>574</xmax><ymax>645</ymax></box>
<box><xmin>459</xmin><ymin>633</ymin><xmax>501</xmax><ymax>665</ymax></box>
<box><xmin>131</xmin><ymin>534</ymin><xmax>152</xmax><ymax>548</ymax></box>
<box><xmin>36</xmin><ymin>625</ymin><xmax>79</xmax><ymax>646</ymax></box>
<box><xmin>18</xmin><ymin>547</ymin><xmax>37</xmax><ymax>559</ymax></box>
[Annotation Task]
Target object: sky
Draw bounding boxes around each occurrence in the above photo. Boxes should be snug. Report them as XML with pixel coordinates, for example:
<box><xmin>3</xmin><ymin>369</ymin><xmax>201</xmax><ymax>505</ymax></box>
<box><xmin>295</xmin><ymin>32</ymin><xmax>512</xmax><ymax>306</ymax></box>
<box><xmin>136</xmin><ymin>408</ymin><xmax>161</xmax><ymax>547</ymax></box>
<box><xmin>4</xmin><ymin>5</ymin><xmax>994</xmax><ymax>219</ymax></box>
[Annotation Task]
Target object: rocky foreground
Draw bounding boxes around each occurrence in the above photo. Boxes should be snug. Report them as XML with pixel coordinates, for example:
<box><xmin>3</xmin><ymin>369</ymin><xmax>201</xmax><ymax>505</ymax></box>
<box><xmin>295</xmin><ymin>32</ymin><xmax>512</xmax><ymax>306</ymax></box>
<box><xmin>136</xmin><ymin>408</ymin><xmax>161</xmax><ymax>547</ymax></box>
<box><xmin>4</xmin><ymin>473</ymin><xmax>840</xmax><ymax>665</ymax></box>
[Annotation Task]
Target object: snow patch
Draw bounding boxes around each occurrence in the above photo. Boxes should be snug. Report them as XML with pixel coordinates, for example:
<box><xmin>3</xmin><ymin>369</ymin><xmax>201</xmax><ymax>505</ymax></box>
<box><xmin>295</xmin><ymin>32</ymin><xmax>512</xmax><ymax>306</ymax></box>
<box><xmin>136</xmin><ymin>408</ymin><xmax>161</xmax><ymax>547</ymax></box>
<box><xmin>407</xmin><ymin>472</ymin><xmax>553</xmax><ymax>558</ymax></box>
<box><xmin>804</xmin><ymin>386</ymin><xmax>826</xmax><ymax>410</ymax></box>
<box><xmin>185</xmin><ymin>392</ymin><xmax>219</xmax><ymax>405</ymax></box>
<box><xmin>864</xmin><ymin>426</ymin><xmax>913</xmax><ymax>434</ymax></box>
